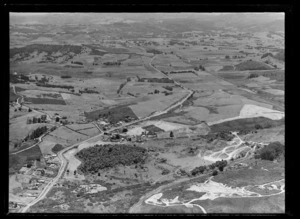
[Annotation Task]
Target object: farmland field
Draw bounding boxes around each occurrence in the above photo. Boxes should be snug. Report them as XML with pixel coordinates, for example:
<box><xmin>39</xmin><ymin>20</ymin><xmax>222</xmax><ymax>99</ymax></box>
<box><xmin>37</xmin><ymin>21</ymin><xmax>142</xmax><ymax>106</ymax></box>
<box><xmin>9</xmin><ymin>13</ymin><xmax>285</xmax><ymax>215</ymax></box>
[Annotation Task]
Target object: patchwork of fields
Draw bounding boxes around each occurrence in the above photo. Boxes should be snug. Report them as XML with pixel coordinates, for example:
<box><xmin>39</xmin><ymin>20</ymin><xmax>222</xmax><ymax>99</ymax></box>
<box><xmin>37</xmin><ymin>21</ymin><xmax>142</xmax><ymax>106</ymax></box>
<box><xmin>9</xmin><ymin>13</ymin><xmax>285</xmax><ymax>215</ymax></box>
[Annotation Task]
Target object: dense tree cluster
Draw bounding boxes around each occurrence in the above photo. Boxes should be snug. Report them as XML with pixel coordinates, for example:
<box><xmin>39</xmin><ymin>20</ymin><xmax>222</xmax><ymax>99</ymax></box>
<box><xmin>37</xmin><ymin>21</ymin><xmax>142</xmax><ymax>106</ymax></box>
<box><xmin>60</xmin><ymin>75</ymin><xmax>72</xmax><ymax>79</ymax></box>
<box><xmin>254</xmin><ymin>141</ymin><xmax>284</xmax><ymax>161</ymax></box>
<box><xmin>103</xmin><ymin>61</ymin><xmax>121</xmax><ymax>66</ymax></box>
<box><xmin>36</xmin><ymin>83</ymin><xmax>74</xmax><ymax>90</ymax></box>
<box><xmin>194</xmin><ymin>65</ymin><xmax>206</xmax><ymax>71</ymax></box>
<box><xmin>202</xmin><ymin>131</ymin><xmax>235</xmax><ymax>143</ymax></box>
<box><xmin>79</xmin><ymin>88</ymin><xmax>99</xmax><ymax>94</ymax></box>
<box><xmin>170</xmin><ymin>70</ymin><xmax>194</xmax><ymax>74</ymax></box>
<box><xmin>163</xmin><ymin>86</ymin><xmax>173</xmax><ymax>91</ymax></box>
<box><xmin>24</xmin><ymin>126</ymin><xmax>48</xmax><ymax>141</ymax></box>
<box><xmin>191</xmin><ymin>166</ymin><xmax>206</xmax><ymax>176</ymax></box>
<box><xmin>248</xmin><ymin>73</ymin><xmax>259</xmax><ymax>79</ymax></box>
<box><xmin>138</xmin><ymin>77</ymin><xmax>174</xmax><ymax>83</ymax></box>
<box><xmin>52</xmin><ymin>144</ymin><xmax>64</xmax><ymax>154</ymax></box>
<box><xmin>191</xmin><ymin>160</ymin><xmax>227</xmax><ymax>176</ymax></box>
<box><xmin>76</xmin><ymin>144</ymin><xmax>147</xmax><ymax>174</ymax></box>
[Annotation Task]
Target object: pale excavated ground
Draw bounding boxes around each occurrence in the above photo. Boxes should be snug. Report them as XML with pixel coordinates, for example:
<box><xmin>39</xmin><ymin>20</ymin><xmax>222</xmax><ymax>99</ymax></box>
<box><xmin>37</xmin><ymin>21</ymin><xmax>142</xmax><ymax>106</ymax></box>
<box><xmin>240</xmin><ymin>104</ymin><xmax>284</xmax><ymax>120</ymax></box>
<box><xmin>208</xmin><ymin>104</ymin><xmax>284</xmax><ymax>126</ymax></box>
<box><xmin>60</xmin><ymin>93</ymin><xmax>71</xmax><ymax>100</ymax></box>
<box><xmin>127</xmin><ymin>126</ymin><xmax>147</xmax><ymax>136</ymax></box>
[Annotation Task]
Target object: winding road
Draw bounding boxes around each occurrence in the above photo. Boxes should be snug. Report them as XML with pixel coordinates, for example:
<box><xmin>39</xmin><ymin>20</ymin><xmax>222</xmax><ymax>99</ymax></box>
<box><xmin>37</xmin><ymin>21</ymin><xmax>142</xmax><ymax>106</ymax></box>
<box><xmin>16</xmin><ymin>54</ymin><xmax>282</xmax><ymax>214</ymax></box>
<box><xmin>18</xmin><ymin>56</ymin><xmax>195</xmax><ymax>213</ymax></box>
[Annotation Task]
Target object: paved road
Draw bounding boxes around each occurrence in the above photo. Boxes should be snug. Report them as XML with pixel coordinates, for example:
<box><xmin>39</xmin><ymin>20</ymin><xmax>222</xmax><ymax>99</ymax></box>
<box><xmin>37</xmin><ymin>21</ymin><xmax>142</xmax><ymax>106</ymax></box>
<box><xmin>18</xmin><ymin>63</ymin><xmax>195</xmax><ymax>213</ymax></box>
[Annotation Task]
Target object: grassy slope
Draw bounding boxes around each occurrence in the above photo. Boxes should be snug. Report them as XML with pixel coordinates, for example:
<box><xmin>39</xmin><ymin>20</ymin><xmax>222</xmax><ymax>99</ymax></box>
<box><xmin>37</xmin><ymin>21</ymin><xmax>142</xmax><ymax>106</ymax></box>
<box><xmin>210</xmin><ymin>117</ymin><xmax>285</xmax><ymax>133</ymax></box>
<box><xmin>9</xmin><ymin>145</ymin><xmax>42</xmax><ymax>174</ymax></box>
<box><xmin>235</xmin><ymin>60</ymin><xmax>272</xmax><ymax>71</ymax></box>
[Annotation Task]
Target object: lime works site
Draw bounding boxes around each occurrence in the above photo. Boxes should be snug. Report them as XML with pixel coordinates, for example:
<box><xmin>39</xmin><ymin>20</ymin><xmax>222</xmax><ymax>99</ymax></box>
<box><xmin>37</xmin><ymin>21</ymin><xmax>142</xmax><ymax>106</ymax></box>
<box><xmin>9</xmin><ymin>13</ymin><xmax>285</xmax><ymax>214</ymax></box>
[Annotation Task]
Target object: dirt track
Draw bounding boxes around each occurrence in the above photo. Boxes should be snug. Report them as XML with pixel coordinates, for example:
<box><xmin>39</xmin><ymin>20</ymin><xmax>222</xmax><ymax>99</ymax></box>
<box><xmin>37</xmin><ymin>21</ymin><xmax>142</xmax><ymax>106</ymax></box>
<box><xmin>143</xmin><ymin>177</ymin><xmax>284</xmax><ymax>214</ymax></box>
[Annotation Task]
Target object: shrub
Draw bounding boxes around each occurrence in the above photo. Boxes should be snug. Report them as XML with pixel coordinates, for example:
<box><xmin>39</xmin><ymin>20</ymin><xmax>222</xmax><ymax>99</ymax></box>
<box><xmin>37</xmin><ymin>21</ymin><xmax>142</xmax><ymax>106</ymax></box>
<box><xmin>170</xmin><ymin>131</ymin><xmax>174</xmax><ymax>138</ymax></box>
<box><xmin>248</xmin><ymin>73</ymin><xmax>259</xmax><ymax>79</ymax></box>
<box><xmin>61</xmin><ymin>75</ymin><xmax>72</xmax><ymax>79</ymax></box>
<box><xmin>191</xmin><ymin>166</ymin><xmax>206</xmax><ymax>176</ymax></box>
<box><xmin>212</xmin><ymin>170</ymin><xmax>218</xmax><ymax>176</ymax></box>
<box><xmin>162</xmin><ymin>169</ymin><xmax>170</xmax><ymax>175</ymax></box>
<box><xmin>52</xmin><ymin>144</ymin><xmax>64</xmax><ymax>154</ymax></box>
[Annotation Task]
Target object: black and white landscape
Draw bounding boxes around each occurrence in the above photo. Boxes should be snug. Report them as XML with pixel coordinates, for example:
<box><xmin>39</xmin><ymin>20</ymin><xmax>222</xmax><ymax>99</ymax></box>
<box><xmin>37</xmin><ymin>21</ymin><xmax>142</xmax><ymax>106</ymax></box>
<box><xmin>9</xmin><ymin>13</ymin><xmax>285</xmax><ymax>214</ymax></box>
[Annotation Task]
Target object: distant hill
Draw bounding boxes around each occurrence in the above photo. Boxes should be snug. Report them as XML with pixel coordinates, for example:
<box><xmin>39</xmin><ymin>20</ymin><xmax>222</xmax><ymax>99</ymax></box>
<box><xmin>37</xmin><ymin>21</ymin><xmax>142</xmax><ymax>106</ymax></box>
<box><xmin>235</xmin><ymin>60</ymin><xmax>273</xmax><ymax>71</ymax></box>
<box><xmin>10</xmin><ymin>13</ymin><xmax>284</xmax><ymax>33</ymax></box>
<box><xmin>10</xmin><ymin>44</ymin><xmax>85</xmax><ymax>63</ymax></box>
<box><xmin>261</xmin><ymin>53</ymin><xmax>274</xmax><ymax>59</ymax></box>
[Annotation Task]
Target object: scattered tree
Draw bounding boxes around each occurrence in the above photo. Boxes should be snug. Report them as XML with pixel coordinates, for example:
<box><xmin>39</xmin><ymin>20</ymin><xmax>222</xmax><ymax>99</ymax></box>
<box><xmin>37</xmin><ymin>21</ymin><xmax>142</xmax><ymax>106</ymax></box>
<box><xmin>170</xmin><ymin>131</ymin><xmax>174</xmax><ymax>138</ymax></box>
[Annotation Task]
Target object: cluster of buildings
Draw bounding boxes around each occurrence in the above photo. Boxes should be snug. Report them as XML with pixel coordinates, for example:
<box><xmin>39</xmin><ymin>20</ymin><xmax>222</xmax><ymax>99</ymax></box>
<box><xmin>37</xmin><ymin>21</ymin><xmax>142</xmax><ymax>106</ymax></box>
<box><xmin>102</xmin><ymin>130</ymin><xmax>158</xmax><ymax>143</ymax></box>
<box><xmin>13</xmin><ymin>153</ymin><xmax>60</xmax><ymax>204</ymax></box>
<box><xmin>95</xmin><ymin>116</ymin><xmax>135</xmax><ymax>131</ymax></box>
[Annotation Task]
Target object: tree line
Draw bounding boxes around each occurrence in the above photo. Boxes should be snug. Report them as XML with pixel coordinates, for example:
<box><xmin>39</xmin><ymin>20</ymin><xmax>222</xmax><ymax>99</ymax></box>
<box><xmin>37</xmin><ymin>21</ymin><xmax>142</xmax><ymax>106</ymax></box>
<box><xmin>24</xmin><ymin>126</ymin><xmax>48</xmax><ymax>141</ymax></box>
<box><xmin>191</xmin><ymin>160</ymin><xmax>228</xmax><ymax>176</ymax></box>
